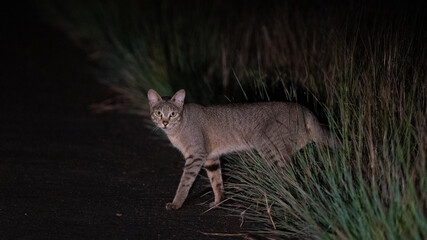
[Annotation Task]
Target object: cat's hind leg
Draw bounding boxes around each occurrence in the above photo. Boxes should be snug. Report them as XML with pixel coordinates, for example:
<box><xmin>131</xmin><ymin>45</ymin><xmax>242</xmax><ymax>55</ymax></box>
<box><xmin>255</xmin><ymin>138</ymin><xmax>291</xmax><ymax>170</ymax></box>
<box><xmin>204</xmin><ymin>157</ymin><xmax>224</xmax><ymax>208</ymax></box>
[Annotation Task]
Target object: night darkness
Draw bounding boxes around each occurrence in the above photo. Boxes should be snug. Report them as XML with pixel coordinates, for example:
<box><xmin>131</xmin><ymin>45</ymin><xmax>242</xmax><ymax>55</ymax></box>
<box><xmin>1</xmin><ymin>1</ymin><xmax>426</xmax><ymax>239</ymax></box>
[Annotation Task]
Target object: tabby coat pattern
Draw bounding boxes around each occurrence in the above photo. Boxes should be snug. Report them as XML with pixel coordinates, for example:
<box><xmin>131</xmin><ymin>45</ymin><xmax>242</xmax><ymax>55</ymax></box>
<box><xmin>147</xmin><ymin>89</ymin><xmax>336</xmax><ymax>210</ymax></box>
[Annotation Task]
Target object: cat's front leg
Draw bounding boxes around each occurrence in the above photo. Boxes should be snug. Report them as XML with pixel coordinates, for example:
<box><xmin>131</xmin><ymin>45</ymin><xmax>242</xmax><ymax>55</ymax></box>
<box><xmin>204</xmin><ymin>157</ymin><xmax>224</xmax><ymax>208</ymax></box>
<box><xmin>166</xmin><ymin>154</ymin><xmax>206</xmax><ymax>210</ymax></box>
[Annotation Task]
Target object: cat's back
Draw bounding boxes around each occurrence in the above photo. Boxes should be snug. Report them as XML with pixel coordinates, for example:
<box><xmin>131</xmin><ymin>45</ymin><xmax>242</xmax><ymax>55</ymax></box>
<box><xmin>203</xmin><ymin>101</ymin><xmax>306</xmax><ymax>121</ymax></box>
<box><xmin>185</xmin><ymin>101</ymin><xmax>311</xmax><ymax>135</ymax></box>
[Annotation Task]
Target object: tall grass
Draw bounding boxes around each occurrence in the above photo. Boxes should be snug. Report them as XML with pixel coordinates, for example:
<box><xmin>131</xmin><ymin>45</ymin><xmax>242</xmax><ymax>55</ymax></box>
<box><xmin>43</xmin><ymin>1</ymin><xmax>361</xmax><ymax>107</ymax></box>
<box><xmin>43</xmin><ymin>1</ymin><xmax>426</xmax><ymax>238</ymax></box>
<box><xmin>225</xmin><ymin>59</ymin><xmax>426</xmax><ymax>239</ymax></box>
<box><xmin>222</xmin><ymin>5</ymin><xmax>427</xmax><ymax>238</ymax></box>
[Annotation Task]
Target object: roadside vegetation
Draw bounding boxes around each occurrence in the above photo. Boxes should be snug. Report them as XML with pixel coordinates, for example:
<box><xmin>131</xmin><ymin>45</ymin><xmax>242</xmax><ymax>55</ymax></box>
<box><xmin>44</xmin><ymin>1</ymin><xmax>426</xmax><ymax>239</ymax></box>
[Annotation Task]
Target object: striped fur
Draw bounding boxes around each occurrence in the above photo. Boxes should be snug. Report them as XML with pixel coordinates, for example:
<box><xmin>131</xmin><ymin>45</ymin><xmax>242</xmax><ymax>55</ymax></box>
<box><xmin>147</xmin><ymin>89</ymin><xmax>337</xmax><ymax>210</ymax></box>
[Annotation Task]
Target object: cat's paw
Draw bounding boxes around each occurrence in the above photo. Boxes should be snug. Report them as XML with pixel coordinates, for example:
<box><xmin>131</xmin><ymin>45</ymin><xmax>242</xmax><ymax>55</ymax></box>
<box><xmin>165</xmin><ymin>202</ymin><xmax>180</xmax><ymax>210</ymax></box>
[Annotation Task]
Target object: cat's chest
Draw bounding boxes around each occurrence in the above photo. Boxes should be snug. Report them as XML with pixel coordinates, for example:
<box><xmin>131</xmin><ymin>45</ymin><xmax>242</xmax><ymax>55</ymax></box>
<box><xmin>167</xmin><ymin>135</ymin><xmax>187</xmax><ymax>153</ymax></box>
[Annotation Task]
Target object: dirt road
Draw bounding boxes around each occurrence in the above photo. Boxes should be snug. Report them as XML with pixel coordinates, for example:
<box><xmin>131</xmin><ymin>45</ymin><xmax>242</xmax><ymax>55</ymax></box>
<box><xmin>0</xmin><ymin>4</ymin><xmax>241</xmax><ymax>239</ymax></box>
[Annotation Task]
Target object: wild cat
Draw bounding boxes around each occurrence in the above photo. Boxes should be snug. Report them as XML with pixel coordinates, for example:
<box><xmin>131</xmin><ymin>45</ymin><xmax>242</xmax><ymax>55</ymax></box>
<box><xmin>147</xmin><ymin>89</ymin><xmax>337</xmax><ymax>210</ymax></box>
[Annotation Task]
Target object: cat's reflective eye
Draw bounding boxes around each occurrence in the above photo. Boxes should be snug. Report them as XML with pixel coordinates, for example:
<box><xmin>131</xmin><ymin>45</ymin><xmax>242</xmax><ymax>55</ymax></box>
<box><xmin>155</xmin><ymin>111</ymin><xmax>162</xmax><ymax>117</ymax></box>
<box><xmin>170</xmin><ymin>112</ymin><xmax>176</xmax><ymax>117</ymax></box>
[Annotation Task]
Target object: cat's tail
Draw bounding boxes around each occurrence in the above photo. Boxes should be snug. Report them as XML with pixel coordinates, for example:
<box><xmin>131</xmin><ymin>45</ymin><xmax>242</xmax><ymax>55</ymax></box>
<box><xmin>304</xmin><ymin>111</ymin><xmax>340</xmax><ymax>150</ymax></box>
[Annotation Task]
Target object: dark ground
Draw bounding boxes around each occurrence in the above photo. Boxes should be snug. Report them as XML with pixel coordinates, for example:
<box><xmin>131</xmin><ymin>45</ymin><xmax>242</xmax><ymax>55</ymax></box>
<box><xmin>0</xmin><ymin>4</ymin><xmax>243</xmax><ymax>240</ymax></box>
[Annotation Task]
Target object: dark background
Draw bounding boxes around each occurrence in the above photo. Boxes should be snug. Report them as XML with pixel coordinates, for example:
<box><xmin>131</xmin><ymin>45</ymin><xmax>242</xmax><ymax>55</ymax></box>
<box><xmin>0</xmin><ymin>2</ymin><xmax>243</xmax><ymax>239</ymax></box>
<box><xmin>1</xmin><ymin>1</ymin><xmax>425</xmax><ymax>239</ymax></box>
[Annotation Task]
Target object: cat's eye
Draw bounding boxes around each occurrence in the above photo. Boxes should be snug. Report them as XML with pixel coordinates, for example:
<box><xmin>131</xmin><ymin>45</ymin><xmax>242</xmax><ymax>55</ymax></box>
<box><xmin>170</xmin><ymin>112</ymin><xmax>176</xmax><ymax>117</ymax></box>
<box><xmin>155</xmin><ymin>111</ymin><xmax>162</xmax><ymax>117</ymax></box>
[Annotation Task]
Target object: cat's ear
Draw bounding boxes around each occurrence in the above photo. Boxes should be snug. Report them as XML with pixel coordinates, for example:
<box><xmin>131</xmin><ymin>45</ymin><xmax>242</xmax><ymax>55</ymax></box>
<box><xmin>147</xmin><ymin>89</ymin><xmax>162</xmax><ymax>107</ymax></box>
<box><xmin>171</xmin><ymin>89</ymin><xmax>186</xmax><ymax>108</ymax></box>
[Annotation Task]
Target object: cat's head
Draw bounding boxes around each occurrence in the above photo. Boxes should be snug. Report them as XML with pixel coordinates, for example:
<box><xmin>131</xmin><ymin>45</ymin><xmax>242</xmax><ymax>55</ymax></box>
<box><xmin>147</xmin><ymin>89</ymin><xmax>185</xmax><ymax>131</ymax></box>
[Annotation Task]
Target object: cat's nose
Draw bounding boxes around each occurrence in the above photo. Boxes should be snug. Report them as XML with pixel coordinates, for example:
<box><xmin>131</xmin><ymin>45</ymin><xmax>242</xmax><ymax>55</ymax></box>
<box><xmin>163</xmin><ymin>121</ymin><xmax>168</xmax><ymax>126</ymax></box>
